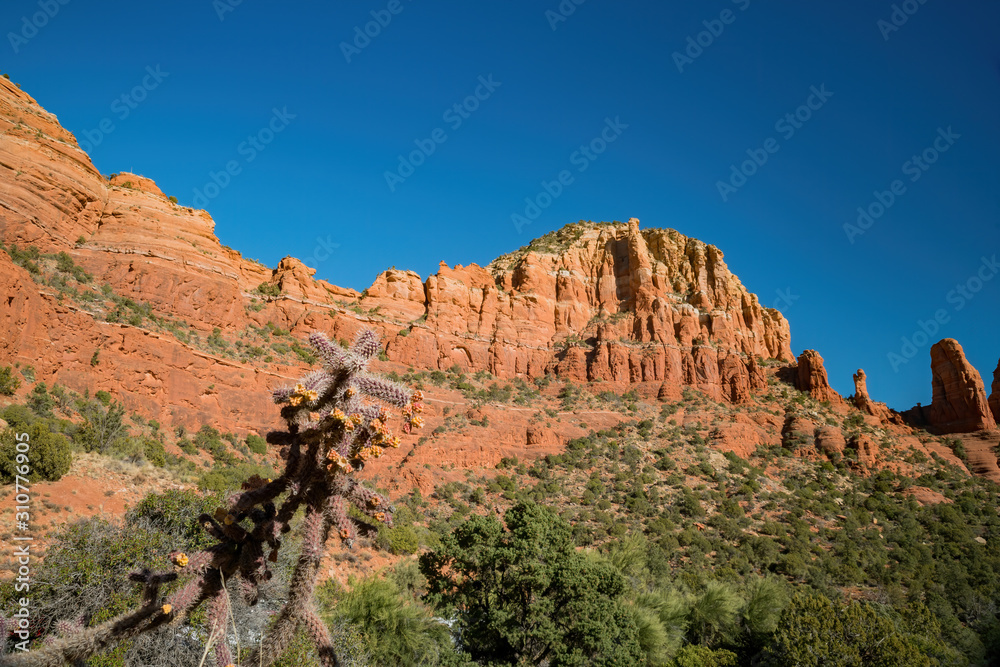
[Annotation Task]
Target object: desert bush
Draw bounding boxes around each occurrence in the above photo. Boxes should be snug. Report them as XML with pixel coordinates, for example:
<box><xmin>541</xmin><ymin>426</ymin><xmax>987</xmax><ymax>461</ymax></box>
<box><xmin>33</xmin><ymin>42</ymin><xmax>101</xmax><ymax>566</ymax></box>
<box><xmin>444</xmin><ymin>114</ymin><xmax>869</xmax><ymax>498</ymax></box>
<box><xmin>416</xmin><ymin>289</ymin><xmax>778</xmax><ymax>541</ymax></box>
<box><xmin>197</xmin><ymin>462</ymin><xmax>276</xmax><ymax>493</ymax></box>
<box><xmin>246</xmin><ymin>433</ymin><xmax>268</xmax><ymax>455</ymax></box>
<box><xmin>379</xmin><ymin>524</ymin><xmax>420</xmax><ymax>555</ymax></box>
<box><xmin>0</xmin><ymin>421</ymin><xmax>72</xmax><ymax>483</ymax></box>
<box><xmin>765</xmin><ymin>592</ymin><xmax>960</xmax><ymax>666</ymax></box>
<box><xmin>76</xmin><ymin>400</ymin><xmax>127</xmax><ymax>453</ymax></box>
<box><xmin>0</xmin><ymin>366</ymin><xmax>21</xmax><ymax>395</ymax></box>
<box><xmin>26</xmin><ymin>382</ymin><xmax>56</xmax><ymax>417</ymax></box>
<box><xmin>256</xmin><ymin>281</ymin><xmax>281</xmax><ymax>297</ymax></box>
<box><xmin>320</xmin><ymin>576</ymin><xmax>454</xmax><ymax>666</ymax></box>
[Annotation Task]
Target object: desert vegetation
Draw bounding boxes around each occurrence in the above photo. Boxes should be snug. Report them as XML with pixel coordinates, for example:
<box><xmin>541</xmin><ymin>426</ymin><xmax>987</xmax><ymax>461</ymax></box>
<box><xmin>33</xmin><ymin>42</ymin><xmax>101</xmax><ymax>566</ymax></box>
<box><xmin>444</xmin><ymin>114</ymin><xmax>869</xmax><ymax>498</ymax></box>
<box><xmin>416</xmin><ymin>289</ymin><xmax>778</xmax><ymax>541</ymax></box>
<box><xmin>1</xmin><ymin>342</ymin><xmax>999</xmax><ymax>664</ymax></box>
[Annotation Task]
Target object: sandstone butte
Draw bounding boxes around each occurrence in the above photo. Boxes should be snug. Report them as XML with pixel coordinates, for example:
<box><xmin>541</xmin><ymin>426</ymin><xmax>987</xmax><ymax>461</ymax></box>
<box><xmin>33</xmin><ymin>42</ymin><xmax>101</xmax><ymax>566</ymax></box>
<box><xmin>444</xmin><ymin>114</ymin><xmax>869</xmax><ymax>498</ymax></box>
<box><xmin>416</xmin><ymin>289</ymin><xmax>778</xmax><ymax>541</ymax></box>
<box><xmin>0</xmin><ymin>74</ymin><xmax>998</xmax><ymax>465</ymax></box>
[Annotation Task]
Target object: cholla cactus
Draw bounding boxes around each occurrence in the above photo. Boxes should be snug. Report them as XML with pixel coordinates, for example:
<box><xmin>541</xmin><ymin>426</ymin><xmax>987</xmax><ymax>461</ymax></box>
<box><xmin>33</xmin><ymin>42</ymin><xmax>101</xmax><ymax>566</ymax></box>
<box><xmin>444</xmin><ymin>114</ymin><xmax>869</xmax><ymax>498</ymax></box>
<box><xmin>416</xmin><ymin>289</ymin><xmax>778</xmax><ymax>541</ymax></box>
<box><xmin>4</xmin><ymin>329</ymin><xmax>423</xmax><ymax>667</ymax></box>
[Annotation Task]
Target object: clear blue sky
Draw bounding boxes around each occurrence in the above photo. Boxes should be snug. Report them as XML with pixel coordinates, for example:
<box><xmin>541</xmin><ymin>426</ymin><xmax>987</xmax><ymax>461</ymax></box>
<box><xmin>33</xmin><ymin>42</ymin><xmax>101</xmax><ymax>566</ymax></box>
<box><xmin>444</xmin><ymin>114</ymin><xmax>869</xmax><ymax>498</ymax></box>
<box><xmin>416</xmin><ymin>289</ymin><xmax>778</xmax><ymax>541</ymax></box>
<box><xmin>3</xmin><ymin>0</ymin><xmax>999</xmax><ymax>411</ymax></box>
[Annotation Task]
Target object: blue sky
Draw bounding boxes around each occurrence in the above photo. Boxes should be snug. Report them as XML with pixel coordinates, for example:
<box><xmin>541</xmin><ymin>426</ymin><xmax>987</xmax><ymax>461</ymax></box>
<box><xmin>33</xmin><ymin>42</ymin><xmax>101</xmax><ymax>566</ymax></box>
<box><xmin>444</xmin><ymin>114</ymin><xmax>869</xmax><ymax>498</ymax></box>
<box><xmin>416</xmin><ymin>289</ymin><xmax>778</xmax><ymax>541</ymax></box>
<box><xmin>3</xmin><ymin>0</ymin><xmax>999</xmax><ymax>410</ymax></box>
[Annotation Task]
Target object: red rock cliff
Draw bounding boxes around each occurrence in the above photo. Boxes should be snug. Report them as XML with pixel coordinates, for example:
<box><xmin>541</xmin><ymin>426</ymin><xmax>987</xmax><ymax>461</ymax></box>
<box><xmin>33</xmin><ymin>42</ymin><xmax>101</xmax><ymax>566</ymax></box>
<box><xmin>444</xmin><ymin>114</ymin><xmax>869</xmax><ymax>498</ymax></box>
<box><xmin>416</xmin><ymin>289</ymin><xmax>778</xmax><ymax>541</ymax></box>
<box><xmin>904</xmin><ymin>339</ymin><xmax>996</xmax><ymax>434</ymax></box>
<box><xmin>990</xmin><ymin>359</ymin><xmax>1000</xmax><ymax>423</ymax></box>
<box><xmin>376</xmin><ymin>219</ymin><xmax>793</xmax><ymax>402</ymax></box>
<box><xmin>0</xmin><ymin>75</ymin><xmax>793</xmax><ymax>435</ymax></box>
<box><xmin>794</xmin><ymin>350</ymin><xmax>843</xmax><ymax>405</ymax></box>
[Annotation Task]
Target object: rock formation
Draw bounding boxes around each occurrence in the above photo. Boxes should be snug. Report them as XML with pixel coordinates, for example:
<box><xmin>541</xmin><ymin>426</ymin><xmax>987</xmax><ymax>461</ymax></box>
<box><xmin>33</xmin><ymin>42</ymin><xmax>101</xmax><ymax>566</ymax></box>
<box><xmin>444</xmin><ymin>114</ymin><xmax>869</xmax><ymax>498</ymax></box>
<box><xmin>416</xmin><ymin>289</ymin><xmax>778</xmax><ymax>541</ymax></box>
<box><xmin>380</xmin><ymin>219</ymin><xmax>792</xmax><ymax>402</ymax></box>
<box><xmin>849</xmin><ymin>433</ymin><xmax>880</xmax><ymax>468</ymax></box>
<box><xmin>794</xmin><ymin>350</ymin><xmax>844</xmax><ymax>406</ymax></box>
<box><xmin>990</xmin><ymin>360</ymin><xmax>1000</xmax><ymax>423</ymax></box>
<box><xmin>851</xmin><ymin>369</ymin><xmax>903</xmax><ymax>424</ymax></box>
<box><xmin>2</xmin><ymin>74</ymin><xmax>996</xmax><ymax>450</ymax></box>
<box><xmin>903</xmin><ymin>339</ymin><xmax>997</xmax><ymax>434</ymax></box>
<box><xmin>0</xmin><ymin>75</ymin><xmax>797</xmax><ymax>431</ymax></box>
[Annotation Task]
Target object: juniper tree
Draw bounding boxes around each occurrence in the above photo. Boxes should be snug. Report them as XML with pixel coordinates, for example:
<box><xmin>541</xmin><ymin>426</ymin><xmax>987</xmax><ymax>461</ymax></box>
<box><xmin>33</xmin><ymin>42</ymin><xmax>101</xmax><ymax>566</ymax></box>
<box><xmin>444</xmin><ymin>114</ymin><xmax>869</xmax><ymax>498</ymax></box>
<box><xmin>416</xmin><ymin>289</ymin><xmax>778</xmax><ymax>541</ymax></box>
<box><xmin>2</xmin><ymin>329</ymin><xmax>423</xmax><ymax>667</ymax></box>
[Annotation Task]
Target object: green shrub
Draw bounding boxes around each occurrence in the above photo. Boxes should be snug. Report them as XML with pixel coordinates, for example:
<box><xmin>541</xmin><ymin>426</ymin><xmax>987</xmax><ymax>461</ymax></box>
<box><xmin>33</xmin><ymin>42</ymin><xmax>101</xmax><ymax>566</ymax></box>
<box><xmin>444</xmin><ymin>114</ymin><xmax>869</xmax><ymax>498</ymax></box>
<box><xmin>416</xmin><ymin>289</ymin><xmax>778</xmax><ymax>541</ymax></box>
<box><xmin>765</xmin><ymin>592</ymin><xmax>959</xmax><ymax>666</ymax></box>
<box><xmin>197</xmin><ymin>462</ymin><xmax>275</xmax><ymax>493</ymax></box>
<box><xmin>143</xmin><ymin>438</ymin><xmax>167</xmax><ymax>467</ymax></box>
<box><xmin>0</xmin><ymin>366</ymin><xmax>20</xmax><ymax>395</ymax></box>
<box><xmin>672</xmin><ymin>645</ymin><xmax>738</xmax><ymax>666</ymax></box>
<box><xmin>256</xmin><ymin>282</ymin><xmax>281</xmax><ymax>298</ymax></box>
<box><xmin>381</xmin><ymin>525</ymin><xmax>420</xmax><ymax>555</ymax></box>
<box><xmin>77</xmin><ymin>400</ymin><xmax>127</xmax><ymax>453</ymax></box>
<box><xmin>0</xmin><ymin>421</ymin><xmax>72</xmax><ymax>483</ymax></box>
<box><xmin>245</xmin><ymin>433</ymin><xmax>267</xmax><ymax>455</ymax></box>
<box><xmin>27</xmin><ymin>382</ymin><xmax>56</xmax><ymax>417</ymax></box>
<box><xmin>1</xmin><ymin>404</ymin><xmax>35</xmax><ymax>431</ymax></box>
<box><xmin>319</xmin><ymin>576</ymin><xmax>454</xmax><ymax>667</ymax></box>
<box><xmin>125</xmin><ymin>489</ymin><xmax>222</xmax><ymax>550</ymax></box>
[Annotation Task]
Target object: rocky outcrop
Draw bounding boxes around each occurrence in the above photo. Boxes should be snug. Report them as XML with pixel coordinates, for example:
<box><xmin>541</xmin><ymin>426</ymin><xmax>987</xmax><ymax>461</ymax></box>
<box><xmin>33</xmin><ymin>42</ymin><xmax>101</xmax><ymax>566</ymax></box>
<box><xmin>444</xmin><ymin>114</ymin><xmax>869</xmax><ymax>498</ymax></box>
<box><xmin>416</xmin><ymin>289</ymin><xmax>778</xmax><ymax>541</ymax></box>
<box><xmin>0</xmin><ymin>250</ymin><xmax>283</xmax><ymax>434</ymax></box>
<box><xmin>379</xmin><ymin>218</ymin><xmax>792</xmax><ymax>401</ymax></box>
<box><xmin>782</xmin><ymin>415</ymin><xmax>818</xmax><ymax>454</ymax></box>
<box><xmin>851</xmin><ymin>369</ymin><xmax>903</xmax><ymax>424</ymax></box>
<box><xmin>815</xmin><ymin>426</ymin><xmax>846</xmax><ymax>459</ymax></box>
<box><xmin>990</xmin><ymin>360</ymin><xmax>1000</xmax><ymax>423</ymax></box>
<box><xmin>903</xmin><ymin>339</ymin><xmax>997</xmax><ymax>434</ymax></box>
<box><xmin>849</xmin><ymin>434</ymin><xmax>880</xmax><ymax>468</ymax></box>
<box><xmin>109</xmin><ymin>172</ymin><xmax>165</xmax><ymax>198</ymax></box>
<box><xmin>794</xmin><ymin>350</ymin><xmax>844</xmax><ymax>405</ymax></box>
<box><xmin>0</xmin><ymin>75</ymin><xmax>807</xmax><ymax>439</ymax></box>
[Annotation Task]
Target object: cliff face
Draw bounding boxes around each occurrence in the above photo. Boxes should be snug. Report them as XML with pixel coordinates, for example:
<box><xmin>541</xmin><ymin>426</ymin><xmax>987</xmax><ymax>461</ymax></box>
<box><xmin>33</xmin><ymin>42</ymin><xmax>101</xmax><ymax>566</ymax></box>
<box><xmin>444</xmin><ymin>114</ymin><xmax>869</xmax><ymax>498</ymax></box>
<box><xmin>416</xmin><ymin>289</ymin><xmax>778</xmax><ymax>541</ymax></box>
<box><xmin>376</xmin><ymin>220</ymin><xmax>793</xmax><ymax>402</ymax></box>
<box><xmin>2</xmin><ymin>75</ymin><xmax>995</xmax><ymax>447</ymax></box>
<box><xmin>794</xmin><ymin>350</ymin><xmax>844</xmax><ymax>407</ymax></box>
<box><xmin>0</xmin><ymin>72</ymin><xmax>797</xmax><ymax>432</ymax></box>
<box><xmin>990</xmin><ymin>360</ymin><xmax>1000</xmax><ymax>424</ymax></box>
<box><xmin>903</xmin><ymin>339</ymin><xmax>997</xmax><ymax>434</ymax></box>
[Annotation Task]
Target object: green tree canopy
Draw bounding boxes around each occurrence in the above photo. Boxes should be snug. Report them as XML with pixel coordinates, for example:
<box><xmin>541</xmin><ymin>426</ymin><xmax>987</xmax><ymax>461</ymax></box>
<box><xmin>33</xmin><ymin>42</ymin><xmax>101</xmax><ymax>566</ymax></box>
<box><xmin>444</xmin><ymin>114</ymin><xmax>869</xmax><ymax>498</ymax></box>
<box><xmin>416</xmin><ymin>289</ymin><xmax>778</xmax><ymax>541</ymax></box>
<box><xmin>765</xmin><ymin>591</ymin><xmax>963</xmax><ymax>666</ymax></box>
<box><xmin>420</xmin><ymin>501</ymin><xmax>643</xmax><ymax>666</ymax></box>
